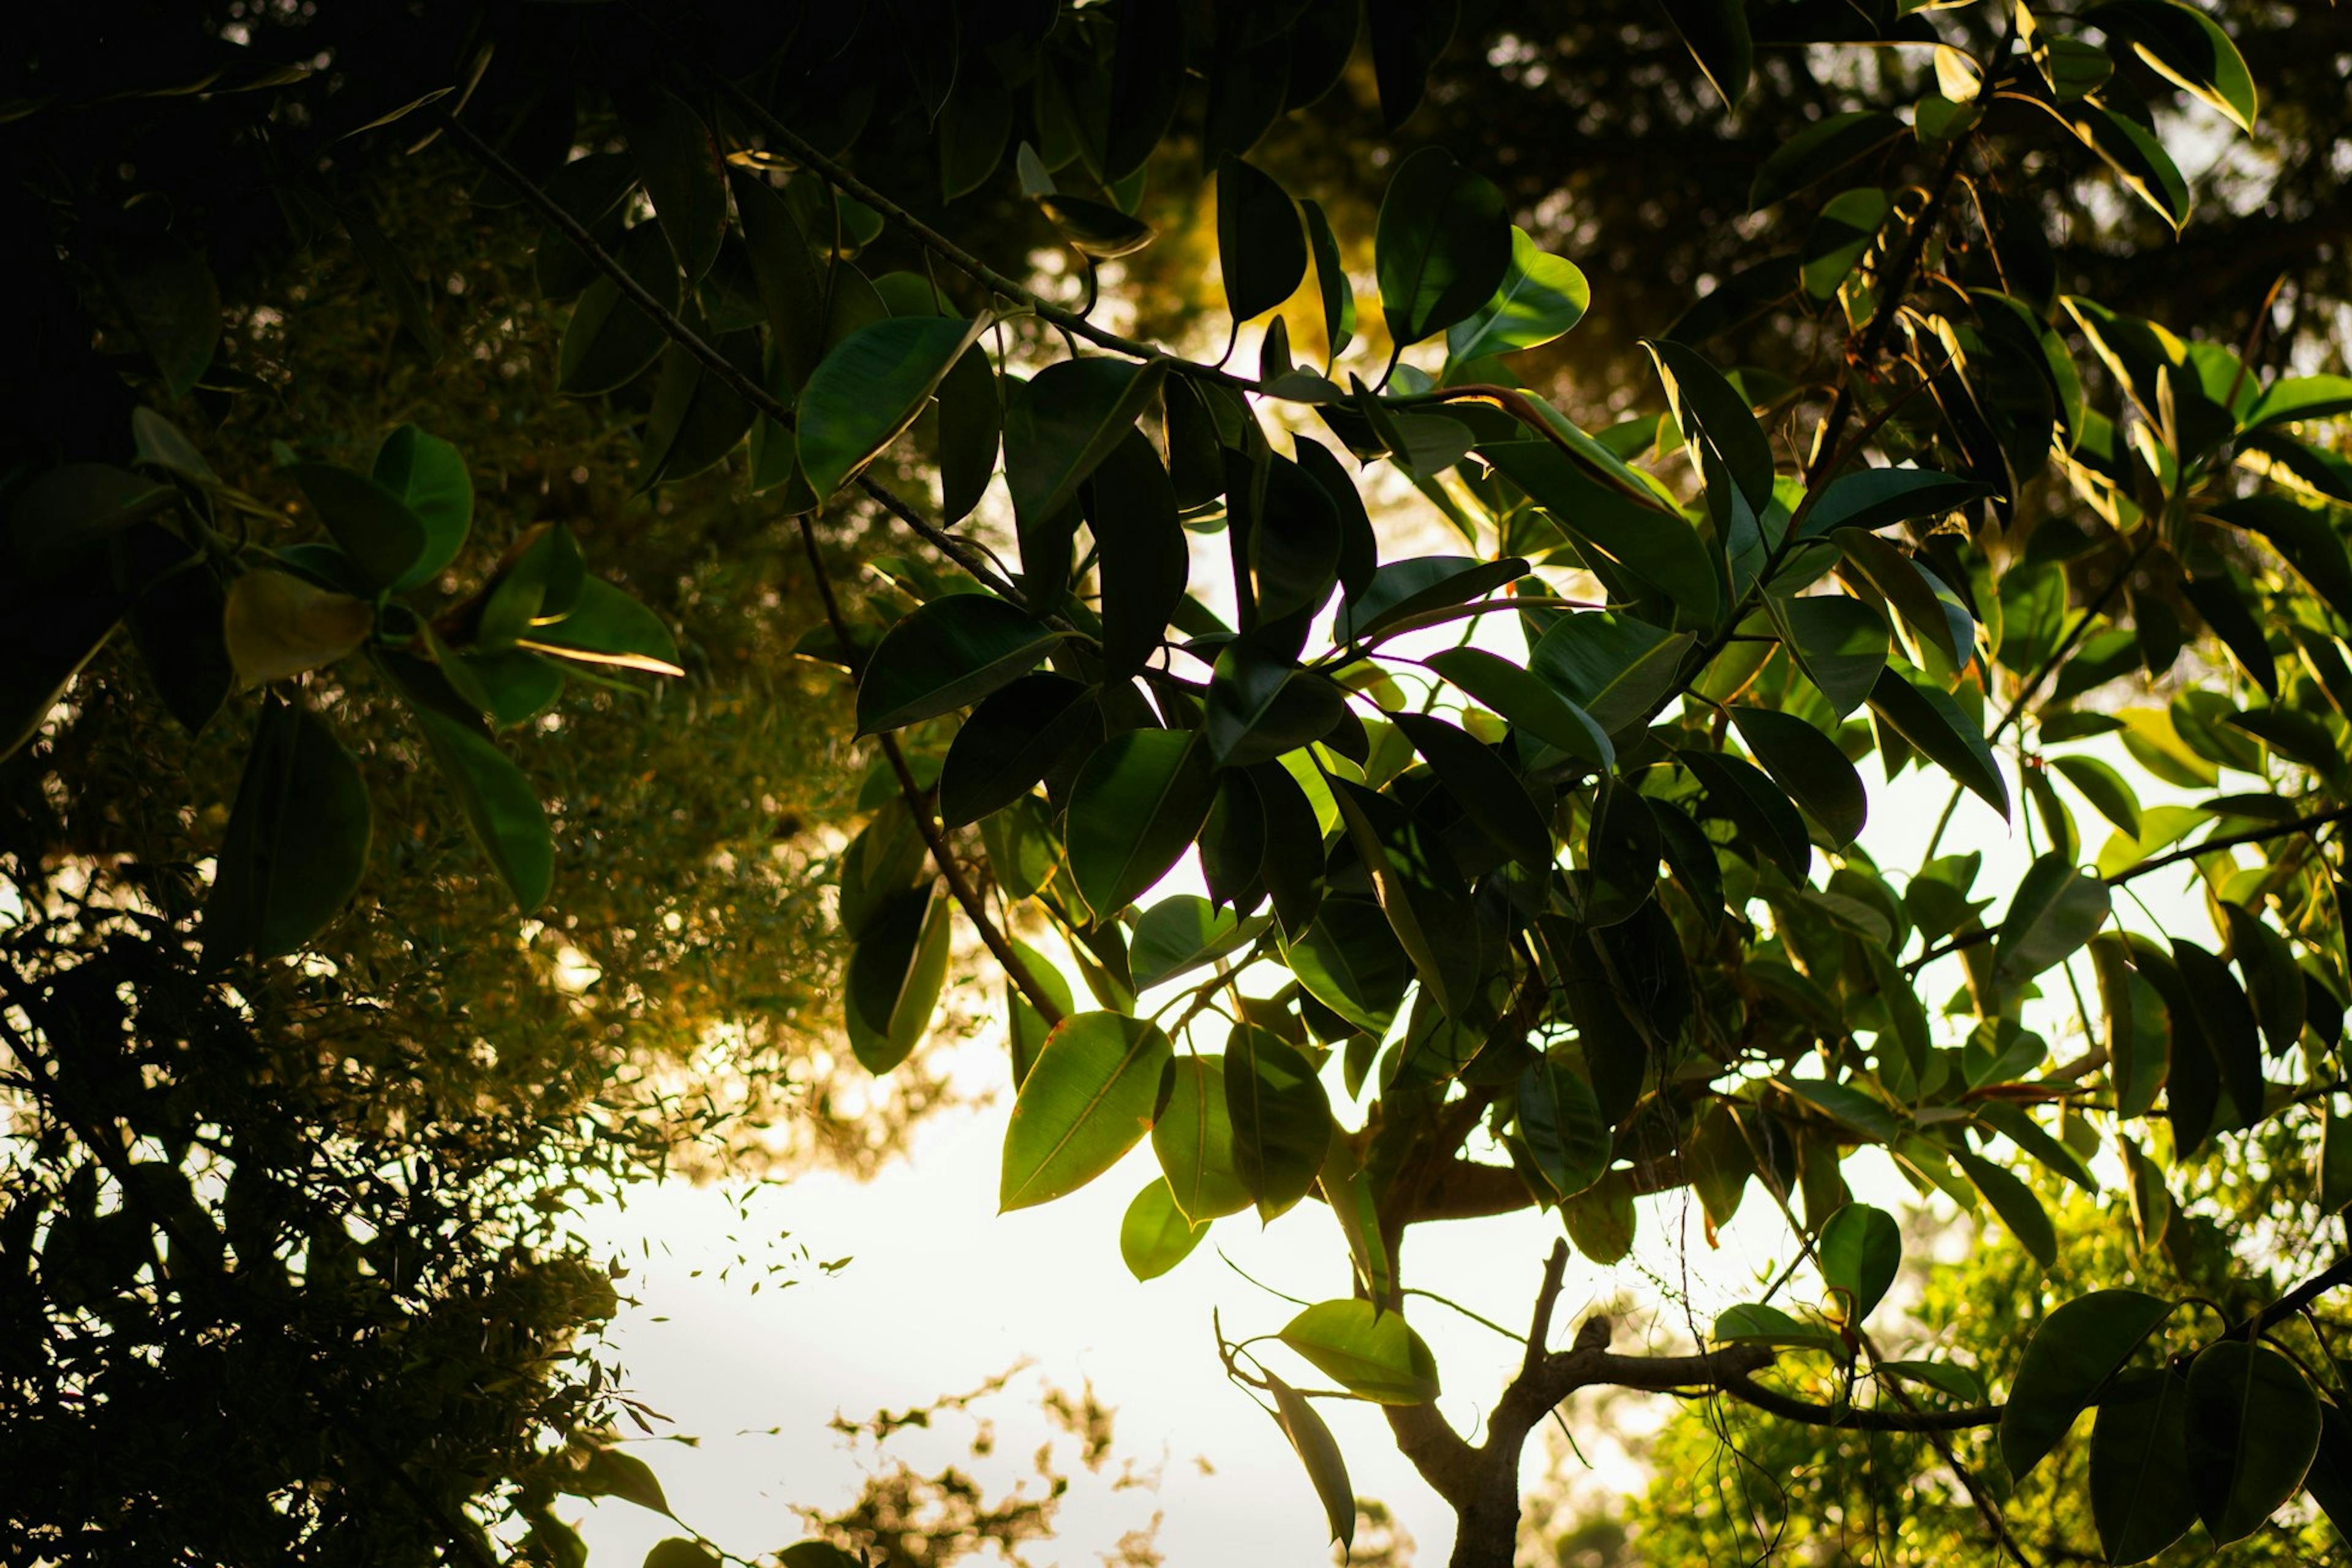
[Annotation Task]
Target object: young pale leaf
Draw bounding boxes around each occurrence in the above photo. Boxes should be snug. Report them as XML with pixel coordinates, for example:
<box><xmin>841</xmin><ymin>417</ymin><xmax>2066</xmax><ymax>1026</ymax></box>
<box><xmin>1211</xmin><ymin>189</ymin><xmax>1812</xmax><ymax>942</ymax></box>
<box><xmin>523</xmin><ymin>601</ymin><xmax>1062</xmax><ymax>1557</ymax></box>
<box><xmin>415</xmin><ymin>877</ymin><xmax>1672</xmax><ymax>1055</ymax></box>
<box><xmin>1065</xmin><ymin>729</ymin><xmax>1216</xmax><ymax>921</ymax></box>
<box><xmin>1374</xmin><ymin>146</ymin><xmax>1512</xmax><ymax>346</ymax></box>
<box><xmin>1445</xmin><ymin>226</ymin><xmax>1590</xmax><ymax>366</ymax></box>
<box><xmin>1217</xmin><ymin>155</ymin><xmax>1306</xmax><ymax>324</ymax></box>
<box><xmin>222</xmin><ymin>568</ymin><xmax>373</xmax><ymax>689</ymax></box>
<box><xmin>1999</xmin><ymin>1288</ymin><xmax>2174</xmax><ymax>1479</ymax></box>
<box><xmin>1280</xmin><ymin>1299</ymin><xmax>1441</xmax><ymax>1404</ymax></box>
<box><xmin>1119</xmin><ymin>1178</ymin><xmax>1207</xmax><ymax>1281</ymax></box>
<box><xmin>855</xmin><ymin>595</ymin><xmax>1061</xmax><ymax>735</ymax></box>
<box><xmin>1000</xmin><ymin>1012</ymin><xmax>1174</xmax><ymax>1212</ymax></box>
<box><xmin>797</xmin><ymin>314</ymin><xmax>988</xmax><ymax>500</ymax></box>
<box><xmin>2185</xmin><ymin>1340</ymin><xmax>2323</xmax><ymax>1545</ymax></box>
<box><xmin>1226</xmin><ymin>1024</ymin><xmax>1334</xmax><ymax>1218</ymax></box>
<box><xmin>205</xmin><ymin>698</ymin><xmax>372</xmax><ymax>960</ymax></box>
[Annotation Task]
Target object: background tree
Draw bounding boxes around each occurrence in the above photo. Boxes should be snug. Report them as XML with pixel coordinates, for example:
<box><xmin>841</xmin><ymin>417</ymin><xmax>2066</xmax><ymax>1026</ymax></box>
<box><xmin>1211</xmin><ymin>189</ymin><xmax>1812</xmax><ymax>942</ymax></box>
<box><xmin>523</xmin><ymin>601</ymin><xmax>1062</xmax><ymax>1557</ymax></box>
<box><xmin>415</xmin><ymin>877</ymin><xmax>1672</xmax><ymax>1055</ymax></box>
<box><xmin>9</xmin><ymin>2</ymin><xmax>2352</xmax><ymax>1567</ymax></box>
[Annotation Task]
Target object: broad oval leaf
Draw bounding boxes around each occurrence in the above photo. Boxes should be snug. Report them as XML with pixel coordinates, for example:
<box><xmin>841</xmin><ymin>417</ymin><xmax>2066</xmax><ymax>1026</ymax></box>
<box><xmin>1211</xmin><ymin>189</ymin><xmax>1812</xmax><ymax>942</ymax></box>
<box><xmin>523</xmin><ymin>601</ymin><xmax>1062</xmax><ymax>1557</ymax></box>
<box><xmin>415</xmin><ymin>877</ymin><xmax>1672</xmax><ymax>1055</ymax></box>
<box><xmin>1152</xmin><ymin>1055</ymin><xmax>1253</xmax><ymax>1223</ymax></box>
<box><xmin>1279</xmin><ymin>1298</ymin><xmax>1441</xmax><ymax>1404</ymax></box>
<box><xmin>222</xmin><ymin>568</ymin><xmax>373</xmax><ymax>689</ymax></box>
<box><xmin>1226</xmin><ymin>1023</ymin><xmax>1334</xmax><ymax>1218</ymax></box>
<box><xmin>855</xmin><ymin>595</ymin><xmax>1061</xmax><ymax>736</ymax></box>
<box><xmin>371</xmin><ymin>424</ymin><xmax>472</xmax><ymax>590</ymax></box>
<box><xmin>1774</xmin><ymin>593</ymin><xmax>1888</xmax><ymax>718</ymax></box>
<box><xmin>2185</xmin><ymin>1338</ymin><xmax>2322</xmax><ymax>1545</ymax></box>
<box><xmin>1994</xmin><ymin>852</ymin><xmax>2111</xmax><ymax>989</ymax></box>
<box><xmin>1999</xmin><ymin>1287</ymin><xmax>2176</xmax><ymax>1480</ymax></box>
<box><xmin>288</xmin><ymin>462</ymin><xmax>427</xmax><ymax>593</ymax></box>
<box><xmin>205</xmin><ymin>698</ymin><xmax>372</xmax><ymax>960</ymax></box>
<box><xmin>2086</xmin><ymin>0</ymin><xmax>2258</xmax><ymax>134</ymax></box>
<box><xmin>1004</xmin><ymin>358</ymin><xmax>1169</xmax><ymax>536</ymax></box>
<box><xmin>1119</xmin><ymin>1177</ymin><xmax>1207</xmax><ymax>1281</ymax></box>
<box><xmin>1817</xmin><ymin>1202</ymin><xmax>1901</xmax><ymax>1322</ymax></box>
<box><xmin>2090</xmin><ymin>1370</ymin><xmax>2196</xmax><ymax>1564</ymax></box>
<box><xmin>1375</xmin><ymin>146</ymin><xmax>1512</xmax><ymax>346</ymax></box>
<box><xmin>1728</xmin><ymin>705</ymin><xmax>1866</xmax><ymax>845</ymax></box>
<box><xmin>1446</xmin><ymin>226</ymin><xmax>1589</xmax><ymax>366</ymax></box>
<box><xmin>797</xmin><ymin>314</ymin><xmax>987</xmax><ymax>500</ymax></box>
<box><xmin>1517</xmin><ymin>1053</ymin><xmax>1610</xmax><ymax>1201</ymax></box>
<box><xmin>1000</xmin><ymin>1011</ymin><xmax>1174</xmax><ymax>1212</ymax></box>
<box><xmin>1065</xmin><ymin>729</ymin><xmax>1216</xmax><ymax>921</ymax></box>
<box><xmin>938</xmin><ymin>673</ymin><xmax>1101</xmax><ymax>829</ymax></box>
<box><xmin>1217</xmin><ymin>154</ymin><xmax>1307</xmax><ymax>324</ymax></box>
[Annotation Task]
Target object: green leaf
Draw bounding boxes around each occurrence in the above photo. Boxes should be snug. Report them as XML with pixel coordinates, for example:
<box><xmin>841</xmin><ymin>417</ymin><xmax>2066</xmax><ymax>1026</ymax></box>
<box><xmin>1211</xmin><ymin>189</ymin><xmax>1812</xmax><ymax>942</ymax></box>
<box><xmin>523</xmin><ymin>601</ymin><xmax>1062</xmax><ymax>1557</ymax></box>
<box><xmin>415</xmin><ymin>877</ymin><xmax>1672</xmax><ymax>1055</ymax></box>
<box><xmin>1994</xmin><ymin>852</ymin><xmax>2110</xmax><ymax>989</ymax></box>
<box><xmin>619</xmin><ymin>86</ymin><xmax>725</xmax><ymax>284</ymax></box>
<box><xmin>1530</xmin><ymin>611</ymin><xmax>1694</xmax><ymax>736</ymax></box>
<box><xmin>1750</xmin><ymin>112</ymin><xmax>1905</xmax><ymax>210</ymax></box>
<box><xmin>1644</xmin><ymin>339</ymin><xmax>1776</xmax><ymax>513</ymax></box>
<box><xmin>730</xmin><ymin>168</ymin><xmax>829</xmax><ymax>400</ymax></box>
<box><xmin>1119</xmin><ymin>1178</ymin><xmax>1207</xmax><ymax>1281</ymax></box>
<box><xmin>1226</xmin><ymin>1024</ymin><xmax>1335</xmax><ymax>1219</ymax></box>
<box><xmin>845</xmin><ymin>884</ymin><xmax>952</xmax><ymax>1074</ymax></box>
<box><xmin>1714</xmin><ymin>1302</ymin><xmax>1842</xmax><ymax>1353</ymax></box>
<box><xmin>1152</xmin><ymin>1055</ymin><xmax>1253</xmax><ymax>1223</ymax></box>
<box><xmin>644</xmin><ymin>1539</ymin><xmax>720</xmax><ymax>1568</ymax></box>
<box><xmin>521</xmin><ymin>578</ymin><xmax>684</xmax><ymax>677</ymax></box>
<box><xmin>2186</xmin><ymin>1339</ymin><xmax>2323</xmax><ymax>1545</ymax></box>
<box><xmin>1375</xmin><ymin>146</ymin><xmax>1512</xmax><ymax>347</ymax></box>
<box><xmin>1518</xmin><ymin>1053</ymin><xmax>1610</xmax><ymax>1201</ymax></box>
<box><xmin>1004</xmin><ymin>358</ymin><xmax>1170</xmax><ymax>548</ymax></box>
<box><xmin>384</xmin><ymin>654</ymin><xmax>554</xmax><ymax>911</ymax></box>
<box><xmin>2247</xmin><ymin>374</ymin><xmax>2352</xmax><ymax>431</ymax></box>
<box><xmin>1335</xmin><ymin>556</ymin><xmax>1531</xmax><ymax>645</ymax></box>
<box><xmin>2212</xmin><ymin>494</ymin><xmax>2352</xmax><ymax>630</ymax></box>
<box><xmin>1301</xmin><ymin>198</ymin><xmax>1355</xmax><ymax>361</ymax></box>
<box><xmin>1818</xmin><ymin>1202</ymin><xmax>1901</xmax><ymax>1322</ymax></box>
<box><xmin>2089</xmin><ymin>1370</ymin><xmax>2197</xmax><ymax>1564</ymax></box>
<box><xmin>938</xmin><ymin>673</ymin><xmax>1097</xmax><ymax>829</ymax></box>
<box><xmin>1366</xmin><ymin>0</ymin><xmax>1460</xmax><ymax>130</ymax></box>
<box><xmin>936</xmin><ymin>345</ymin><xmax>1001</xmax><ymax>525</ymax></box>
<box><xmin>1834</xmin><ymin>529</ymin><xmax>1972</xmax><ymax>669</ymax></box>
<box><xmin>205</xmin><ymin>698</ymin><xmax>372</xmax><ymax>960</ymax></box>
<box><xmin>635</xmin><ymin>339</ymin><xmax>756</xmax><ymax>489</ymax></box>
<box><xmin>557</xmin><ymin>224</ymin><xmax>680</xmax><ymax>396</ymax></box>
<box><xmin>1000</xmin><ymin>1011</ymin><xmax>1174</xmax><ymax>1211</ymax></box>
<box><xmin>2000</xmin><ymin>1289</ymin><xmax>2174</xmax><ymax>1480</ymax></box>
<box><xmin>1728</xmin><ymin>706</ymin><xmax>1866</xmax><ymax>845</ymax></box>
<box><xmin>856</xmin><ymin>595</ymin><xmax>1060</xmax><ymax>735</ymax></box>
<box><xmin>1085</xmin><ymin>429</ymin><xmax>1188</xmax><ymax>680</ymax></box>
<box><xmin>2051</xmin><ymin>754</ymin><xmax>2141</xmax><ymax>838</ymax></box>
<box><xmin>99</xmin><ymin>233</ymin><xmax>219</xmax><ymax>400</ymax></box>
<box><xmin>1217</xmin><ymin>155</ymin><xmax>1306</xmax><ymax>324</ymax></box>
<box><xmin>1390</xmin><ymin>711</ymin><xmax>1550</xmax><ymax>868</ymax></box>
<box><xmin>1446</xmin><ymin>226</ymin><xmax>1589</xmax><ymax>366</ymax></box>
<box><xmin>288</xmin><ymin>463</ymin><xmax>427</xmax><ymax>594</ymax></box>
<box><xmin>797</xmin><ymin>314</ymin><xmax>988</xmax><ymax>500</ymax></box>
<box><xmin>1658</xmin><ymin>0</ymin><xmax>1751</xmax><ymax>108</ymax></box>
<box><xmin>1279</xmin><ymin>1299</ymin><xmax>1441</xmax><ymax>1404</ymax></box>
<box><xmin>1774</xmin><ymin>593</ymin><xmax>1888</xmax><ymax>718</ymax></box>
<box><xmin>1425</xmin><ymin>647</ymin><xmax>1614</xmax><ymax>768</ymax></box>
<box><xmin>371</xmin><ymin>426</ymin><xmax>471</xmax><ymax>590</ymax></box>
<box><xmin>1038</xmin><ymin>194</ymin><xmax>1156</xmax><ymax>260</ymax></box>
<box><xmin>1801</xmin><ymin>467</ymin><xmax>1988</xmax><ymax>538</ymax></box>
<box><xmin>2086</xmin><ymin>0</ymin><xmax>2258</xmax><ymax>133</ymax></box>
<box><xmin>1329</xmin><ymin>778</ymin><xmax>1479</xmax><ymax>1016</ymax></box>
<box><xmin>1065</xmin><ymin>729</ymin><xmax>1216</xmax><ymax>921</ymax></box>
<box><xmin>2091</xmin><ymin>936</ymin><xmax>2171</xmax><ymax>1121</ymax></box>
<box><xmin>1866</xmin><ymin>663</ymin><xmax>2008</xmax><ymax>816</ymax></box>
<box><xmin>2065</xmin><ymin>106</ymin><xmax>2192</xmax><ymax>232</ymax></box>
<box><xmin>1956</xmin><ymin>1148</ymin><xmax>2056</xmax><ymax>1269</ymax></box>
<box><xmin>1283</xmin><ymin>898</ymin><xmax>1413</xmax><ymax>1036</ymax></box>
<box><xmin>1681</xmin><ymin>748</ymin><xmax>1810</xmax><ymax>881</ymax></box>
<box><xmin>1265</xmin><ymin>1372</ymin><xmax>1354</xmax><ymax>1548</ymax></box>
<box><xmin>1131</xmin><ymin>895</ymin><xmax>1253</xmax><ymax>990</ymax></box>
<box><xmin>1799</xmin><ymin>187</ymin><xmax>1890</xmax><ymax>302</ymax></box>
<box><xmin>1481</xmin><ymin>440</ymin><xmax>1719</xmax><ymax>625</ymax></box>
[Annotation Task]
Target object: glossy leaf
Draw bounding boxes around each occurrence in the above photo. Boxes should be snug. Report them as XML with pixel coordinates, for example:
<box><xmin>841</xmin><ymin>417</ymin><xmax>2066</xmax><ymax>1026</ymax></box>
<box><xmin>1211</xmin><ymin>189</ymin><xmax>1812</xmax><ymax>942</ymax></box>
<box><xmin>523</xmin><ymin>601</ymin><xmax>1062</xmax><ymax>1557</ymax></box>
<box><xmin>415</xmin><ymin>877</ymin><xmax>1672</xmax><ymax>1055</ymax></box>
<box><xmin>1801</xmin><ymin>467</ymin><xmax>1988</xmax><ymax>538</ymax></box>
<box><xmin>519</xmin><ymin>578</ymin><xmax>684</xmax><ymax>677</ymax></box>
<box><xmin>1374</xmin><ymin>146</ymin><xmax>1512</xmax><ymax>347</ymax></box>
<box><xmin>1279</xmin><ymin>1299</ymin><xmax>1441</xmax><ymax>1404</ymax></box>
<box><xmin>1300</xmin><ymin>198</ymin><xmax>1355</xmax><ymax>360</ymax></box>
<box><xmin>1283</xmin><ymin>899</ymin><xmax>1412</xmax><ymax>1036</ymax></box>
<box><xmin>937</xmin><ymin>673</ymin><xmax>1098</xmax><ymax>829</ymax></box>
<box><xmin>855</xmin><ymin>595</ymin><xmax>1060</xmax><ymax>735</ymax></box>
<box><xmin>1005</xmin><ymin>358</ymin><xmax>1169</xmax><ymax>543</ymax></box>
<box><xmin>1531</xmin><ymin>611</ymin><xmax>1693</xmax><ymax>736</ymax></box>
<box><xmin>797</xmin><ymin>314</ymin><xmax>988</xmax><ymax>500</ymax></box>
<box><xmin>2185</xmin><ymin>1339</ymin><xmax>2321</xmax><ymax>1545</ymax></box>
<box><xmin>370</xmin><ymin>425</ymin><xmax>471</xmax><ymax>590</ymax></box>
<box><xmin>1446</xmin><ymin>227</ymin><xmax>1590</xmax><ymax>366</ymax></box>
<box><xmin>619</xmin><ymin>87</ymin><xmax>725</xmax><ymax>284</ymax></box>
<box><xmin>1994</xmin><ymin>853</ymin><xmax>2110</xmax><ymax>989</ymax></box>
<box><xmin>2087</xmin><ymin>0</ymin><xmax>2258</xmax><ymax>133</ymax></box>
<box><xmin>1426</xmin><ymin>647</ymin><xmax>1614</xmax><ymax>768</ymax></box>
<box><xmin>1085</xmin><ymin>430</ymin><xmax>1188</xmax><ymax>680</ymax></box>
<box><xmin>1866</xmin><ymin>663</ymin><xmax>2008</xmax><ymax>816</ymax></box>
<box><xmin>1645</xmin><ymin>339</ymin><xmax>1776</xmax><ymax>512</ymax></box>
<box><xmin>1999</xmin><ymin>1288</ymin><xmax>2174</xmax><ymax>1479</ymax></box>
<box><xmin>288</xmin><ymin>463</ymin><xmax>426</xmax><ymax>594</ymax></box>
<box><xmin>1265</xmin><ymin>1373</ymin><xmax>1354</xmax><ymax>1549</ymax></box>
<box><xmin>1776</xmin><ymin>594</ymin><xmax>1888</xmax><ymax>718</ymax></box>
<box><xmin>1152</xmin><ymin>1055</ymin><xmax>1253</xmax><ymax>1223</ymax></box>
<box><xmin>1065</xmin><ymin>729</ymin><xmax>1216</xmax><ymax>921</ymax></box>
<box><xmin>845</xmin><ymin>883</ymin><xmax>952</xmax><ymax>1074</ymax></box>
<box><xmin>1000</xmin><ymin>1012</ymin><xmax>1174</xmax><ymax>1212</ymax></box>
<box><xmin>1518</xmin><ymin>1053</ymin><xmax>1610</xmax><ymax>1201</ymax></box>
<box><xmin>1218</xmin><ymin>155</ymin><xmax>1306</xmax><ymax>324</ymax></box>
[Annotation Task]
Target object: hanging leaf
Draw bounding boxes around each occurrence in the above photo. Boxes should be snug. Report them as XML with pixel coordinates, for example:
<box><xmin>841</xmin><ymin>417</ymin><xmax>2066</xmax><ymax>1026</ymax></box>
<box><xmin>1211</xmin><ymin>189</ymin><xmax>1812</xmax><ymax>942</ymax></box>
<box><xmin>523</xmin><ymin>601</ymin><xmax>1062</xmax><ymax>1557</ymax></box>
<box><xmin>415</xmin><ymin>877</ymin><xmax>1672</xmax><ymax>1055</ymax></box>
<box><xmin>1301</xmin><ymin>198</ymin><xmax>1356</xmax><ymax>361</ymax></box>
<box><xmin>1085</xmin><ymin>430</ymin><xmax>1189</xmax><ymax>680</ymax></box>
<box><xmin>2086</xmin><ymin>0</ymin><xmax>2258</xmax><ymax>133</ymax></box>
<box><xmin>935</xmin><ymin>345</ymin><xmax>1001</xmax><ymax>524</ymax></box>
<box><xmin>557</xmin><ymin>224</ymin><xmax>682</xmax><ymax>396</ymax></box>
<box><xmin>222</xmin><ymin>569</ymin><xmax>374</xmax><ymax>689</ymax></box>
<box><xmin>844</xmin><ymin>883</ymin><xmax>952</xmax><ymax>1074</ymax></box>
<box><xmin>1366</xmin><ymin>0</ymin><xmax>1460</xmax><ymax>130</ymax></box>
<box><xmin>1003</xmin><ymin>358</ymin><xmax>1170</xmax><ymax>539</ymax></box>
<box><xmin>1774</xmin><ymin>594</ymin><xmax>1888</xmax><ymax>718</ymax></box>
<box><xmin>937</xmin><ymin>673</ymin><xmax>1099</xmax><ymax>829</ymax></box>
<box><xmin>1283</xmin><ymin>899</ymin><xmax>1413</xmax><ymax>1036</ymax></box>
<box><xmin>382</xmin><ymin>653</ymin><xmax>554</xmax><ymax>911</ymax></box>
<box><xmin>1265</xmin><ymin>1372</ymin><xmax>1355</xmax><ymax>1549</ymax></box>
<box><xmin>1217</xmin><ymin>155</ymin><xmax>1307</xmax><ymax>325</ymax></box>
<box><xmin>1119</xmin><ymin>1178</ymin><xmax>1207</xmax><ymax>1281</ymax></box>
<box><xmin>1152</xmin><ymin>1055</ymin><xmax>1254</xmax><ymax>1222</ymax></box>
<box><xmin>1517</xmin><ymin>1053</ymin><xmax>1610</xmax><ymax>1201</ymax></box>
<box><xmin>519</xmin><ymin>578</ymin><xmax>684</xmax><ymax>677</ymax></box>
<box><xmin>2089</xmin><ymin>1370</ymin><xmax>2198</xmax><ymax>1565</ymax></box>
<box><xmin>1000</xmin><ymin>1011</ymin><xmax>1174</xmax><ymax>1211</ymax></box>
<box><xmin>287</xmin><ymin>463</ymin><xmax>428</xmax><ymax>594</ymax></box>
<box><xmin>1818</xmin><ymin>1202</ymin><xmax>1901</xmax><ymax>1322</ymax></box>
<box><xmin>1426</xmin><ymin>647</ymin><xmax>1614</xmax><ymax>768</ymax></box>
<box><xmin>1800</xmin><ymin>467</ymin><xmax>1988</xmax><ymax>538</ymax></box>
<box><xmin>1226</xmin><ymin>1023</ymin><xmax>1335</xmax><ymax>1218</ymax></box>
<box><xmin>1866</xmin><ymin>663</ymin><xmax>2008</xmax><ymax>816</ymax></box>
<box><xmin>205</xmin><ymin>697</ymin><xmax>372</xmax><ymax>960</ymax></box>
<box><xmin>618</xmin><ymin>86</ymin><xmax>726</xmax><ymax>284</ymax></box>
<box><xmin>1644</xmin><ymin>339</ymin><xmax>1776</xmax><ymax>512</ymax></box>
<box><xmin>1658</xmin><ymin>0</ymin><xmax>1752</xmax><ymax>108</ymax></box>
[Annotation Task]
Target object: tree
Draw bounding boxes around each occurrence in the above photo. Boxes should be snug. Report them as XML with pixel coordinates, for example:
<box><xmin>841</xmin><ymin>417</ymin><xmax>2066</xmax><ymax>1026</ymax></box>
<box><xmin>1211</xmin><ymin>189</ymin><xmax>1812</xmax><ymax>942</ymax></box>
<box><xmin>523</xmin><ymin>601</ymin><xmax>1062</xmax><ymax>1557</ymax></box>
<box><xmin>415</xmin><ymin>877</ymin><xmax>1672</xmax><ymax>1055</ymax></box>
<box><xmin>10</xmin><ymin>2</ymin><xmax>2352</xmax><ymax>1566</ymax></box>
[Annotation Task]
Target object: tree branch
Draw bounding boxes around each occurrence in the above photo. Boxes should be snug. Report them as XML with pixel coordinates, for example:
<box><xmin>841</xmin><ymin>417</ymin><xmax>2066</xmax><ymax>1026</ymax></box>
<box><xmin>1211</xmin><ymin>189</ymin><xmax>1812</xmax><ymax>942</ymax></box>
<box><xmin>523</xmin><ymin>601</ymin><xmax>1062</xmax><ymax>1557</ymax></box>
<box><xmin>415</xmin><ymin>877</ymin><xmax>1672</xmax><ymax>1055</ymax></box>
<box><xmin>1716</xmin><ymin>1371</ymin><xmax>1999</xmax><ymax>1431</ymax></box>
